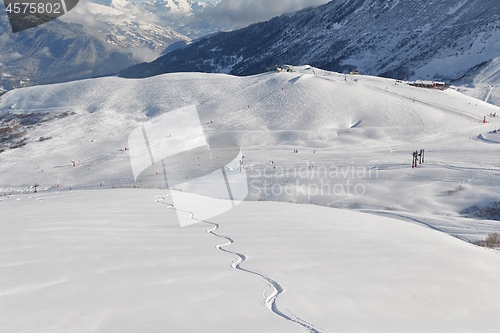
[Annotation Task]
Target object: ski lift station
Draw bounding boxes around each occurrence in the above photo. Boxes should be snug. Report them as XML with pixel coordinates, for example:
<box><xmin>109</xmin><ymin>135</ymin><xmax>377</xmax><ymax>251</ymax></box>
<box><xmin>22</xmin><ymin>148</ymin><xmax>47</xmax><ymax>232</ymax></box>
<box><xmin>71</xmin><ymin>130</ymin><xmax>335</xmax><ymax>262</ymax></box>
<box><xmin>409</xmin><ymin>80</ymin><xmax>449</xmax><ymax>90</ymax></box>
<box><xmin>278</xmin><ymin>65</ymin><xmax>294</xmax><ymax>73</ymax></box>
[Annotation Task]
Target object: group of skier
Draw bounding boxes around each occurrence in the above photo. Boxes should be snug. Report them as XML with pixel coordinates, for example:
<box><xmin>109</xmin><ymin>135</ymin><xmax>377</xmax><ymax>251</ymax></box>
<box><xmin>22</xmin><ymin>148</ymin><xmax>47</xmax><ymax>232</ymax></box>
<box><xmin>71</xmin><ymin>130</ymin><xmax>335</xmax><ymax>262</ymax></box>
<box><xmin>412</xmin><ymin>149</ymin><xmax>425</xmax><ymax>169</ymax></box>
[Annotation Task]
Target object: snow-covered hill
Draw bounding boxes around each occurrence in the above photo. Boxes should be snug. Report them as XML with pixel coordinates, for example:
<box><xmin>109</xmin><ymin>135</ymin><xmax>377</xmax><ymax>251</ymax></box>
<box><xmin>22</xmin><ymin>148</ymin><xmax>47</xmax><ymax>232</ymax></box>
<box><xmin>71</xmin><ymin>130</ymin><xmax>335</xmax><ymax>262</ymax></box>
<box><xmin>1</xmin><ymin>67</ymin><xmax>500</xmax><ymax>238</ymax></box>
<box><xmin>119</xmin><ymin>0</ymin><xmax>500</xmax><ymax>103</ymax></box>
<box><xmin>2</xmin><ymin>189</ymin><xmax>500</xmax><ymax>332</ymax></box>
<box><xmin>2</xmin><ymin>67</ymin><xmax>500</xmax><ymax>333</ymax></box>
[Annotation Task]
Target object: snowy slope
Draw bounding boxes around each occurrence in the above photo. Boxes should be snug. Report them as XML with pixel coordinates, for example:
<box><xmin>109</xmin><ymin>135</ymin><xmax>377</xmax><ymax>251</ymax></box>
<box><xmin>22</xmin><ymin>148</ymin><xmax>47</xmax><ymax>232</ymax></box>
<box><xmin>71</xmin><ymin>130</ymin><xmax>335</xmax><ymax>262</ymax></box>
<box><xmin>1</xmin><ymin>189</ymin><xmax>500</xmax><ymax>332</ymax></box>
<box><xmin>2</xmin><ymin>67</ymin><xmax>500</xmax><ymax>333</ymax></box>
<box><xmin>455</xmin><ymin>57</ymin><xmax>500</xmax><ymax>106</ymax></box>
<box><xmin>1</xmin><ymin>67</ymin><xmax>500</xmax><ymax>239</ymax></box>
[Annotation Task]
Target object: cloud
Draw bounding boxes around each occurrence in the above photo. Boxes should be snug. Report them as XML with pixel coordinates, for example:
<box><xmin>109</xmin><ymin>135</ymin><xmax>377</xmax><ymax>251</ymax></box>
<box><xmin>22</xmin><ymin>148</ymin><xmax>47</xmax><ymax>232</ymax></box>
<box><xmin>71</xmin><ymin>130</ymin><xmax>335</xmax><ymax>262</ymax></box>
<box><xmin>59</xmin><ymin>0</ymin><xmax>103</xmax><ymax>28</ymax></box>
<box><xmin>124</xmin><ymin>46</ymin><xmax>162</xmax><ymax>63</ymax></box>
<box><xmin>198</xmin><ymin>0</ymin><xmax>331</xmax><ymax>28</ymax></box>
<box><xmin>60</xmin><ymin>0</ymin><xmax>162</xmax><ymax>28</ymax></box>
<box><xmin>0</xmin><ymin>52</ymin><xmax>22</xmax><ymax>63</ymax></box>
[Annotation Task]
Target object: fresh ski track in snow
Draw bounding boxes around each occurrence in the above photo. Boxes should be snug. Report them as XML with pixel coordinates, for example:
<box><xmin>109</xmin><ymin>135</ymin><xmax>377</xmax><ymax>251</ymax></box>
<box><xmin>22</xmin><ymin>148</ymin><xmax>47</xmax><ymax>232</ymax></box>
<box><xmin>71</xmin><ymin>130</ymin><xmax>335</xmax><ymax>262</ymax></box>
<box><xmin>155</xmin><ymin>195</ymin><xmax>324</xmax><ymax>333</ymax></box>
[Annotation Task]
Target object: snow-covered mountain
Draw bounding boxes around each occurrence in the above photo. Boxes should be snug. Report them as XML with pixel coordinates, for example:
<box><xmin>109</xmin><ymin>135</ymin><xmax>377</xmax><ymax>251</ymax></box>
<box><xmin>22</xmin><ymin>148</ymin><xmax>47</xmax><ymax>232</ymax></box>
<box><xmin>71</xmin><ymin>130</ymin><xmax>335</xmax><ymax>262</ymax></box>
<box><xmin>134</xmin><ymin>0</ymin><xmax>215</xmax><ymax>16</ymax></box>
<box><xmin>119</xmin><ymin>0</ymin><xmax>500</xmax><ymax>96</ymax></box>
<box><xmin>0</xmin><ymin>0</ymin><xmax>189</xmax><ymax>91</ymax></box>
<box><xmin>132</xmin><ymin>0</ymin><xmax>226</xmax><ymax>38</ymax></box>
<box><xmin>454</xmin><ymin>57</ymin><xmax>500</xmax><ymax>106</ymax></box>
<box><xmin>143</xmin><ymin>0</ymin><xmax>193</xmax><ymax>14</ymax></box>
<box><xmin>2</xmin><ymin>67</ymin><xmax>500</xmax><ymax>227</ymax></box>
<box><xmin>62</xmin><ymin>0</ymin><xmax>190</xmax><ymax>52</ymax></box>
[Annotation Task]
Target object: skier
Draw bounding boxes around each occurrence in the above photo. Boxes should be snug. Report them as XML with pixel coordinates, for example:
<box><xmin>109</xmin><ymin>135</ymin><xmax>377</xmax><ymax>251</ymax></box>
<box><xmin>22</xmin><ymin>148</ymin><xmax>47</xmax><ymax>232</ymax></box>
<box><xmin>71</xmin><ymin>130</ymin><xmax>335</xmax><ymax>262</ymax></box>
<box><xmin>412</xmin><ymin>151</ymin><xmax>418</xmax><ymax>169</ymax></box>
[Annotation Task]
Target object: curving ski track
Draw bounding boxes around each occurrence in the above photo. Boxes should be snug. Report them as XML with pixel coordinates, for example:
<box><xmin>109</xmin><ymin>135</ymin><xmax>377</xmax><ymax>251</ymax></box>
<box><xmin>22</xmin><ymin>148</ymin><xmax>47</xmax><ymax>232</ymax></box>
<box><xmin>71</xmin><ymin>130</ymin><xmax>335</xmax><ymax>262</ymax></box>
<box><xmin>361</xmin><ymin>210</ymin><xmax>474</xmax><ymax>244</ymax></box>
<box><xmin>156</xmin><ymin>196</ymin><xmax>323</xmax><ymax>333</ymax></box>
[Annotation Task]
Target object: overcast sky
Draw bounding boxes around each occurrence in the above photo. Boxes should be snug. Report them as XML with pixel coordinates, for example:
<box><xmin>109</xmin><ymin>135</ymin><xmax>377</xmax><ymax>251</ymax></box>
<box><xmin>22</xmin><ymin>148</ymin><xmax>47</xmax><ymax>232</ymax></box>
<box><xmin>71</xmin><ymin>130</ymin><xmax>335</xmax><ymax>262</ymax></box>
<box><xmin>200</xmin><ymin>0</ymin><xmax>331</xmax><ymax>28</ymax></box>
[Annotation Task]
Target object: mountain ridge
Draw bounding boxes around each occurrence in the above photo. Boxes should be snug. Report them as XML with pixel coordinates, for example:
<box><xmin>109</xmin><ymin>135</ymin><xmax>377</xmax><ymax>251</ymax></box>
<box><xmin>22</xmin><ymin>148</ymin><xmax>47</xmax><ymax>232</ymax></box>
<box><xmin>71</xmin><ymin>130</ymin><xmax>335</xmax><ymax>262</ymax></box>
<box><xmin>119</xmin><ymin>0</ymin><xmax>500</xmax><ymax>85</ymax></box>
<box><xmin>0</xmin><ymin>0</ymin><xmax>190</xmax><ymax>90</ymax></box>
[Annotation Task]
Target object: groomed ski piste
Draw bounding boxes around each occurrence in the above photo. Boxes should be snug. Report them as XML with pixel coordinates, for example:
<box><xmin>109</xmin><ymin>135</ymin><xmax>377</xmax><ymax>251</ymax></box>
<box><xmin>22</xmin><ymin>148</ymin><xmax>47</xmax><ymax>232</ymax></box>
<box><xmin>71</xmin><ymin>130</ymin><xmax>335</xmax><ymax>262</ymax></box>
<box><xmin>1</xmin><ymin>66</ymin><xmax>500</xmax><ymax>332</ymax></box>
